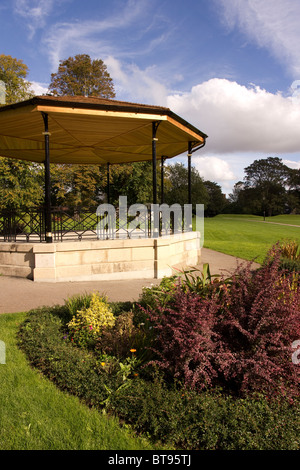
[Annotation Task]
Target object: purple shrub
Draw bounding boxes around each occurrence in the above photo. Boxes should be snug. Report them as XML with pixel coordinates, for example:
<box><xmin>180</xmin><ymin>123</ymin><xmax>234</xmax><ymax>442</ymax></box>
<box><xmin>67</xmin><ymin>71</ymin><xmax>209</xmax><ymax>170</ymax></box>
<box><xmin>215</xmin><ymin>247</ymin><xmax>300</xmax><ymax>398</ymax></box>
<box><xmin>145</xmin><ymin>287</ymin><xmax>220</xmax><ymax>390</ymax></box>
<box><xmin>144</xmin><ymin>245</ymin><xmax>300</xmax><ymax>398</ymax></box>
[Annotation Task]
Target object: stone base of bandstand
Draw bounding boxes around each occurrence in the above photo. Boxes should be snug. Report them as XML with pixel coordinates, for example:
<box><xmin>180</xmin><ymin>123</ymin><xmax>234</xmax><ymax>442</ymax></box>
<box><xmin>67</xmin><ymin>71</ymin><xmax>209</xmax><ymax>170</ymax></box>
<box><xmin>0</xmin><ymin>232</ymin><xmax>201</xmax><ymax>283</ymax></box>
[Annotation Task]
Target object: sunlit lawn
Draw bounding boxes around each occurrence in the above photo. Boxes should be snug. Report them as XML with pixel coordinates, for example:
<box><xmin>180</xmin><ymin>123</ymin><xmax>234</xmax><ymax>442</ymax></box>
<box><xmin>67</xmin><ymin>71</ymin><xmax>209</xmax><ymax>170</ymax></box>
<box><xmin>0</xmin><ymin>312</ymin><xmax>153</xmax><ymax>450</ymax></box>
<box><xmin>199</xmin><ymin>214</ymin><xmax>300</xmax><ymax>264</ymax></box>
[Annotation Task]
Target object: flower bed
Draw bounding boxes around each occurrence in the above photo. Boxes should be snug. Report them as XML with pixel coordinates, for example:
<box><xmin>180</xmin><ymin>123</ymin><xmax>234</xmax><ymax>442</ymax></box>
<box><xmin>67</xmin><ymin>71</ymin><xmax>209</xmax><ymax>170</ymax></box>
<box><xmin>17</xmin><ymin>244</ymin><xmax>300</xmax><ymax>449</ymax></box>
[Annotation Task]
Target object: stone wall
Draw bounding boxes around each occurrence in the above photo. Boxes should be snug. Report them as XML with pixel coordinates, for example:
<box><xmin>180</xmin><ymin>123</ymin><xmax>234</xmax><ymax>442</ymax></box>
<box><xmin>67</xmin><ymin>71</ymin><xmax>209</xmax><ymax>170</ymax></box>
<box><xmin>0</xmin><ymin>231</ymin><xmax>201</xmax><ymax>282</ymax></box>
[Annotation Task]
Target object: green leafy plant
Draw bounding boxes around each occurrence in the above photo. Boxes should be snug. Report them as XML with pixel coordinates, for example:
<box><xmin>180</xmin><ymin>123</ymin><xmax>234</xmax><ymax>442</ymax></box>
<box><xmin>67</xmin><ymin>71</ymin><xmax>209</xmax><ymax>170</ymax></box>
<box><xmin>67</xmin><ymin>292</ymin><xmax>115</xmax><ymax>349</ymax></box>
<box><xmin>64</xmin><ymin>292</ymin><xmax>92</xmax><ymax>319</ymax></box>
<box><xmin>97</xmin><ymin>353</ymin><xmax>140</xmax><ymax>408</ymax></box>
<box><xmin>176</xmin><ymin>263</ymin><xmax>228</xmax><ymax>296</ymax></box>
<box><xmin>109</xmin><ymin>372</ymin><xmax>300</xmax><ymax>450</ymax></box>
<box><xmin>139</xmin><ymin>276</ymin><xmax>178</xmax><ymax>309</ymax></box>
<box><xmin>96</xmin><ymin>311</ymin><xmax>155</xmax><ymax>365</ymax></box>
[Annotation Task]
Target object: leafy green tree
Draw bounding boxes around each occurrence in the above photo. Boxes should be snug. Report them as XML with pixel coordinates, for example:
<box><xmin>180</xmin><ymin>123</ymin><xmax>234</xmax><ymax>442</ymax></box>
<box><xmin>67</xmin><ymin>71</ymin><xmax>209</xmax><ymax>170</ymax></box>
<box><xmin>0</xmin><ymin>159</ymin><xmax>43</xmax><ymax>211</ymax></box>
<box><xmin>229</xmin><ymin>157</ymin><xmax>291</xmax><ymax>216</ymax></box>
<box><xmin>244</xmin><ymin>157</ymin><xmax>289</xmax><ymax>187</ymax></box>
<box><xmin>0</xmin><ymin>54</ymin><xmax>34</xmax><ymax>105</ymax></box>
<box><xmin>50</xmin><ymin>164</ymin><xmax>106</xmax><ymax>209</ymax></box>
<box><xmin>203</xmin><ymin>180</ymin><xmax>227</xmax><ymax>216</ymax></box>
<box><xmin>48</xmin><ymin>54</ymin><xmax>115</xmax><ymax>98</ymax></box>
<box><xmin>228</xmin><ymin>182</ymin><xmax>258</xmax><ymax>214</ymax></box>
<box><xmin>243</xmin><ymin>157</ymin><xmax>290</xmax><ymax>216</ymax></box>
<box><xmin>0</xmin><ymin>55</ymin><xmax>39</xmax><ymax>211</ymax></box>
<box><xmin>109</xmin><ymin>162</ymin><xmax>154</xmax><ymax>206</ymax></box>
<box><xmin>164</xmin><ymin>163</ymin><xmax>208</xmax><ymax>207</ymax></box>
<box><xmin>286</xmin><ymin>168</ymin><xmax>300</xmax><ymax>213</ymax></box>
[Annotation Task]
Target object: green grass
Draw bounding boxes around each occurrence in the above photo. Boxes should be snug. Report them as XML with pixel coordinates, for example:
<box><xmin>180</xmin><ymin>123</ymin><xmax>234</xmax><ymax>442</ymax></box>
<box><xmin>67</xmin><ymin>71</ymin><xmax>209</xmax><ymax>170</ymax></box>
<box><xmin>200</xmin><ymin>214</ymin><xmax>300</xmax><ymax>264</ymax></box>
<box><xmin>263</xmin><ymin>214</ymin><xmax>300</xmax><ymax>225</ymax></box>
<box><xmin>0</xmin><ymin>312</ymin><xmax>153</xmax><ymax>450</ymax></box>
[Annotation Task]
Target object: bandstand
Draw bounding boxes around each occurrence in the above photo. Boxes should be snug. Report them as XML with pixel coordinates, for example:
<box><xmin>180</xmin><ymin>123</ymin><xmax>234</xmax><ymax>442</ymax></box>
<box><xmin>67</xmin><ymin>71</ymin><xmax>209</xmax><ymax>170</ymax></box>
<box><xmin>0</xmin><ymin>95</ymin><xmax>207</xmax><ymax>282</ymax></box>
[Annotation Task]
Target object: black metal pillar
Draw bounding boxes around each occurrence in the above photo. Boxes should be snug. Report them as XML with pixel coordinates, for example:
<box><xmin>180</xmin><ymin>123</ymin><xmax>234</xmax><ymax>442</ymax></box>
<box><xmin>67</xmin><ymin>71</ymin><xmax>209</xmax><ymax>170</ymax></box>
<box><xmin>107</xmin><ymin>162</ymin><xmax>110</xmax><ymax>204</ymax></box>
<box><xmin>188</xmin><ymin>141</ymin><xmax>192</xmax><ymax>205</ymax></box>
<box><xmin>42</xmin><ymin>112</ymin><xmax>52</xmax><ymax>243</ymax></box>
<box><xmin>152</xmin><ymin>122</ymin><xmax>160</xmax><ymax>205</ymax></box>
<box><xmin>161</xmin><ymin>156</ymin><xmax>165</xmax><ymax>204</ymax></box>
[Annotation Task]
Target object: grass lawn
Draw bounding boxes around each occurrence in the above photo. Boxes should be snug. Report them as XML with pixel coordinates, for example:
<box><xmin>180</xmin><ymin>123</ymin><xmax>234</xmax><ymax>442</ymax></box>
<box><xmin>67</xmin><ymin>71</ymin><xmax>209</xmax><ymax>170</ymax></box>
<box><xmin>0</xmin><ymin>312</ymin><xmax>153</xmax><ymax>450</ymax></box>
<box><xmin>201</xmin><ymin>214</ymin><xmax>300</xmax><ymax>264</ymax></box>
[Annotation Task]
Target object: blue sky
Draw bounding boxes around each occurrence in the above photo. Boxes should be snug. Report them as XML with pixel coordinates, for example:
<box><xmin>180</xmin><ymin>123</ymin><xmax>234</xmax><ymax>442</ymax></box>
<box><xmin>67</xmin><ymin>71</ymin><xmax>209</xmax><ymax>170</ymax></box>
<box><xmin>1</xmin><ymin>0</ymin><xmax>300</xmax><ymax>194</ymax></box>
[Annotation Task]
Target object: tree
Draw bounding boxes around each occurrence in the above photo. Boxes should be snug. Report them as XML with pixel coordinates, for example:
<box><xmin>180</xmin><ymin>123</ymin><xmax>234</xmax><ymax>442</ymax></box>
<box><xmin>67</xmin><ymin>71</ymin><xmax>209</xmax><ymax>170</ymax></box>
<box><xmin>0</xmin><ymin>159</ymin><xmax>43</xmax><ymax>211</ymax></box>
<box><xmin>203</xmin><ymin>180</ymin><xmax>227</xmax><ymax>216</ymax></box>
<box><xmin>229</xmin><ymin>157</ymin><xmax>291</xmax><ymax>216</ymax></box>
<box><xmin>228</xmin><ymin>181</ymin><xmax>258</xmax><ymax>214</ymax></box>
<box><xmin>46</xmin><ymin>54</ymin><xmax>116</xmax><ymax>210</ymax></box>
<box><xmin>50</xmin><ymin>164</ymin><xmax>105</xmax><ymax>208</ymax></box>
<box><xmin>244</xmin><ymin>157</ymin><xmax>289</xmax><ymax>188</ymax></box>
<box><xmin>0</xmin><ymin>55</ymin><xmax>39</xmax><ymax>211</ymax></box>
<box><xmin>0</xmin><ymin>54</ymin><xmax>34</xmax><ymax>105</ymax></box>
<box><xmin>109</xmin><ymin>162</ymin><xmax>154</xmax><ymax>206</ymax></box>
<box><xmin>48</xmin><ymin>54</ymin><xmax>115</xmax><ymax>98</ymax></box>
<box><xmin>286</xmin><ymin>168</ymin><xmax>300</xmax><ymax>213</ymax></box>
<box><xmin>243</xmin><ymin>157</ymin><xmax>290</xmax><ymax>216</ymax></box>
<box><xmin>164</xmin><ymin>163</ymin><xmax>208</xmax><ymax>207</ymax></box>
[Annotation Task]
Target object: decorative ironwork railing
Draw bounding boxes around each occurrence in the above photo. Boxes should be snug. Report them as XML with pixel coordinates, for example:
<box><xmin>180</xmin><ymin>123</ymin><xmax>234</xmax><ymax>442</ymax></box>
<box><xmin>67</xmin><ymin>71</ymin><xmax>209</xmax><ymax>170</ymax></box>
<box><xmin>0</xmin><ymin>208</ymin><xmax>45</xmax><ymax>242</ymax></box>
<box><xmin>0</xmin><ymin>205</ymin><xmax>193</xmax><ymax>242</ymax></box>
<box><xmin>51</xmin><ymin>207</ymin><xmax>100</xmax><ymax>242</ymax></box>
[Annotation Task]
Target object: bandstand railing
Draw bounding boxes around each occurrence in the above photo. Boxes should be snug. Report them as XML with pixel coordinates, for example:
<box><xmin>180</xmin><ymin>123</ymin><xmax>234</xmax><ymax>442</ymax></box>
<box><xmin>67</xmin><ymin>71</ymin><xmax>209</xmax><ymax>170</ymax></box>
<box><xmin>0</xmin><ymin>205</ymin><xmax>193</xmax><ymax>243</ymax></box>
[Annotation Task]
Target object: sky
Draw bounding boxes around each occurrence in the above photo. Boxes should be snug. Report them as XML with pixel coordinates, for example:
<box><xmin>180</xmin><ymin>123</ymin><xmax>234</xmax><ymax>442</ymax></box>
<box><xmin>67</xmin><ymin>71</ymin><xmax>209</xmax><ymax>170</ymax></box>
<box><xmin>1</xmin><ymin>0</ymin><xmax>300</xmax><ymax>195</ymax></box>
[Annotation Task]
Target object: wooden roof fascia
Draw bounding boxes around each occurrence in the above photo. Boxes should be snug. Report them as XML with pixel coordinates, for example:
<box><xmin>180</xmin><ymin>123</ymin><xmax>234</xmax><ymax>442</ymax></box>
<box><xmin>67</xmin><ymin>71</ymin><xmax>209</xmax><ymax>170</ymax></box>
<box><xmin>166</xmin><ymin>115</ymin><xmax>205</xmax><ymax>144</ymax></box>
<box><xmin>34</xmin><ymin>104</ymin><xmax>169</xmax><ymax>123</ymax></box>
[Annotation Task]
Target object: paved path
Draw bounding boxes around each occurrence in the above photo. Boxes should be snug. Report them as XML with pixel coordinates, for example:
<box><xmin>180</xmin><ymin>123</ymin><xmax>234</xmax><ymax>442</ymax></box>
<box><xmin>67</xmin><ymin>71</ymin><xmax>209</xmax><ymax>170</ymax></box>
<box><xmin>224</xmin><ymin>216</ymin><xmax>300</xmax><ymax>228</ymax></box>
<box><xmin>0</xmin><ymin>248</ymin><xmax>260</xmax><ymax>314</ymax></box>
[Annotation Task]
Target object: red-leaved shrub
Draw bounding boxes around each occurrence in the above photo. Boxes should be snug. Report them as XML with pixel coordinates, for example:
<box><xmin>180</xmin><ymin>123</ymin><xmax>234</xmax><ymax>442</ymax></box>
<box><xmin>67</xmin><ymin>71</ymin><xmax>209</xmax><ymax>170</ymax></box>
<box><xmin>144</xmin><ymin>245</ymin><xmax>300</xmax><ymax>399</ymax></box>
<box><xmin>145</xmin><ymin>290</ymin><xmax>220</xmax><ymax>390</ymax></box>
<box><xmin>215</xmin><ymin>247</ymin><xmax>300</xmax><ymax>398</ymax></box>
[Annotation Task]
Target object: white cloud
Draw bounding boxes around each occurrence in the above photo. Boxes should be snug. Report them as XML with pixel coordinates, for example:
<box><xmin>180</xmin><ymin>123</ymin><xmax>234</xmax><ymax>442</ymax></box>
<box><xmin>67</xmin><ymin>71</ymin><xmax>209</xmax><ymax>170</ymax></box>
<box><xmin>105</xmin><ymin>57</ymin><xmax>168</xmax><ymax>105</ymax></box>
<box><xmin>283</xmin><ymin>159</ymin><xmax>300</xmax><ymax>170</ymax></box>
<box><xmin>43</xmin><ymin>0</ymin><xmax>150</xmax><ymax>71</ymax></box>
<box><xmin>13</xmin><ymin>0</ymin><xmax>60</xmax><ymax>37</ymax></box>
<box><xmin>193</xmin><ymin>156</ymin><xmax>236</xmax><ymax>182</ymax></box>
<box><xmin>30</xmin><ymin>81</ymin><xmax>49</xmax><ymax>95</ymax></box>
<box><xmin>215</xmin><ymin>0</ymin><xmax>300</xmax><ymax>78</ymax></box>
<box><xmin>167</xmin><ymin>78</ymin><xmax>300</xmax><ymax>154</ymax></box>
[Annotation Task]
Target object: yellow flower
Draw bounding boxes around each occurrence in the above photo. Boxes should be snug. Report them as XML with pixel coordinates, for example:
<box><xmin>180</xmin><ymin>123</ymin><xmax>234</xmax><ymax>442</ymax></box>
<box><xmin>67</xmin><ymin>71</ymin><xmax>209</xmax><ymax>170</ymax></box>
<box><xmin>130</xmin><ymin>348</ymin><xmax>137</xmax><ymax>353</ymax></box>
<box><xmin>101</xmin><ymin>362</ymin><xmax>106</xmax><ymax>367</ymax></box>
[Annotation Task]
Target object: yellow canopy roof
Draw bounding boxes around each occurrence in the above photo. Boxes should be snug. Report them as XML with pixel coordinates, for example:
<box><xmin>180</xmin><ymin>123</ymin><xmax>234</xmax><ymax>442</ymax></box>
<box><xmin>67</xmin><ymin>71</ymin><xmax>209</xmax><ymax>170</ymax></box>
<box><xmin>0</xmin><ymin>95</ymin><xmax>207</xmax><ymax>165</ymax></box>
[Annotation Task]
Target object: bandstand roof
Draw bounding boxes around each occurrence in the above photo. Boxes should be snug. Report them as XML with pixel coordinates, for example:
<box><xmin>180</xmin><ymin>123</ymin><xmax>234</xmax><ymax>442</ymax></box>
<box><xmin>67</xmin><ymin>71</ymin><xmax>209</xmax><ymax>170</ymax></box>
<box><xmin>0</xmin><ymin>95</ymin><xmax>207</xmax><ymax>165</ymax></box>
